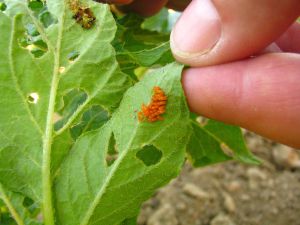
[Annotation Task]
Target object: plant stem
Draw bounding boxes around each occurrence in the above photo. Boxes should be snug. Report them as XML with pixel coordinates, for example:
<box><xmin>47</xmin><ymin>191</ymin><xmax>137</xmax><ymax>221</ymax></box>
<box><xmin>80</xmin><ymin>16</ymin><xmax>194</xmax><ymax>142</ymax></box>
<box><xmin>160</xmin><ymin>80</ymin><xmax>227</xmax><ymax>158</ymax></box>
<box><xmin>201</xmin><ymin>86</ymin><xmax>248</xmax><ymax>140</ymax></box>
<box><xmin>42</xmin><ymin>11</ymin><xmax>64</xmax><ymax>225</ymax></box>
<box><xmin>42</xmin><ymin>70</ymin><xmax>59</xmax><ymax>225</ymax></box>
<box><xmin>0</xmin><ymin>184</ymin><xmax>25</xmax><ymax>225</ymax></box>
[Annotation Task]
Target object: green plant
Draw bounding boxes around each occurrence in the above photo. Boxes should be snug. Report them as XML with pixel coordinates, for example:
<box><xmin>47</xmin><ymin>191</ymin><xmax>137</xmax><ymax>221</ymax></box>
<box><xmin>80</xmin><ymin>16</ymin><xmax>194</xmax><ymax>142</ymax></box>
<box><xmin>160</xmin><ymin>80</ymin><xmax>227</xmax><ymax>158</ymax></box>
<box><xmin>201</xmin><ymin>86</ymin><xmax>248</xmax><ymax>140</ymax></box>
<box><xmin>0</xmin><ymin>1</ymin><xmax>259</xmax><ymax>225</ymax></box>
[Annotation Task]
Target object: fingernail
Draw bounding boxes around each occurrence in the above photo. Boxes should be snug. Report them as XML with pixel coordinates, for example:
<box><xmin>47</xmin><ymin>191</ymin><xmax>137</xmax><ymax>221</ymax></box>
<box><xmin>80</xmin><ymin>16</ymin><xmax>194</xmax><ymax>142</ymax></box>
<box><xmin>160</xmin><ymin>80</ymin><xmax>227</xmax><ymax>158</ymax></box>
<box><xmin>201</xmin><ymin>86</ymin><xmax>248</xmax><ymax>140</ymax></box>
<box><xmin>171</xmin><ymin>0</ymin><xmax>221</xmax><ymax>56</ymax></box>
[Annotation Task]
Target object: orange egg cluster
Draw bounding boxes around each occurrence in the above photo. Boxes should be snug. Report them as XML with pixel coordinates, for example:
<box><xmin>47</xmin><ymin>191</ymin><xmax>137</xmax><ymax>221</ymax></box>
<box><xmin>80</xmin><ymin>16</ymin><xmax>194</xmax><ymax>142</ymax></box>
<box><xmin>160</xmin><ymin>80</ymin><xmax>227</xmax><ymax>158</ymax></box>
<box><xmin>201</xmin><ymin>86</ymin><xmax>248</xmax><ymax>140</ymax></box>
<box><xmin>138</xmin><ymin>86</ymin><xmax>167</xmax><ymax>123</ymax></box>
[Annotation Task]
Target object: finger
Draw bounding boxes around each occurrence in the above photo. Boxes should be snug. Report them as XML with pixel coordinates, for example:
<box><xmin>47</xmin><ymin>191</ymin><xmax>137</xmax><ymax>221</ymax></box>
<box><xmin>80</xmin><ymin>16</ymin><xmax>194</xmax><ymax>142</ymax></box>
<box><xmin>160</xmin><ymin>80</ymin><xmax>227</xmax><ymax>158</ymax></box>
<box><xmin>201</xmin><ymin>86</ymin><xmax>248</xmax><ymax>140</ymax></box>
<box><xmin>171</xmin><ymin>0</ymin><xmax>300</xmax><ymax>66</ymax></box>
<box><xmin>276</xmin><ymin>22</ymin><xmax>300</xmax><ymax>53</ymax></box>
<box><xmin>166</xmin><ymin>0</ymin><xmax>191</xmax><ymax>11</ymax></box>
<box><xmin>94</xmin><ymin>0</ymin><xmax>133</xmax><ymax>4</ymax></box>
<box><xmin>182</xmin><ymin>53</ymin><xmax>300</xmax><ymax>148</ymax></box>
<box><xmin>117</xmin><ymin>0</ymin><xmax>168</xmax><ymax>17</ymax></box>
<box><xmin>259</xmin><ymin>43</ymin><xmax>282</xmax><ymax>54</ymax></box>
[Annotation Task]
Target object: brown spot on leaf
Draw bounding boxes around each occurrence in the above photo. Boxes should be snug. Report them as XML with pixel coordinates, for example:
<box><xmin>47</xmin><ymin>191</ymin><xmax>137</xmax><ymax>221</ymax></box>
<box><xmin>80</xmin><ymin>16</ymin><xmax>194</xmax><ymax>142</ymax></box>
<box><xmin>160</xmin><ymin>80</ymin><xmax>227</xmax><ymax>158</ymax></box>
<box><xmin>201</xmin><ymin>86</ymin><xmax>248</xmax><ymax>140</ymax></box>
<box><xmin>69</xmin><ymin>0</ymin><xmax>96</xmax><ymax>29</ymax></box>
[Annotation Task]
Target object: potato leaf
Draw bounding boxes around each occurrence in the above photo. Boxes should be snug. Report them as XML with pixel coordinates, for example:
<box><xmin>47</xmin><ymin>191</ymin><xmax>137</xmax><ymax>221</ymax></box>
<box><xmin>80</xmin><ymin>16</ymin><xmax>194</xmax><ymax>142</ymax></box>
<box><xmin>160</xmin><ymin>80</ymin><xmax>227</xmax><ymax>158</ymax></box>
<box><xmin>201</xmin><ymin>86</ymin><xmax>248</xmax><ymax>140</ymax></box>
<box><xmin>0</xmin><ymin>1</ymin><xmax>131</xmax><ymax>224</ymax></box>
<box><xmin>0</xmin><ymin>1</ymin><xmax>260</xmax><ymax>225</ymax></box>
<box><xmin>113</xmin><ymin>14</ymin><xmax>173</xmax><ymax>77</ymax></box>
<box><xmin>187</xmin><ymin>119</ymin><xmax>260</xmax><ymax>167</ymax></box>
<box><xmin>55</xmin><ymin>63</ymin><xmax>190</xmax><ymax>225</ymax></box>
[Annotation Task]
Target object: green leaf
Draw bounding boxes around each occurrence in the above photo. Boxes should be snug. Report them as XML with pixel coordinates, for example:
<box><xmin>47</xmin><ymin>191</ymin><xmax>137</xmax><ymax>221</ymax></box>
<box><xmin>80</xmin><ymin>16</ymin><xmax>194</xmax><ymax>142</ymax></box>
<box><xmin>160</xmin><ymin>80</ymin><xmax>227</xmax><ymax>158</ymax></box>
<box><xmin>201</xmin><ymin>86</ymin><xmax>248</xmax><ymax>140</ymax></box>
<box><xmin>0</xmin><ymin>184</ymin><xmax>42</xmax><ymax>225</ymax></box>
<box><xmin>0</xmin><ymin>1</ymin><xmax>260</xmax><ymax>224</ymax></box>
<box><xmin>141</xmin><ymin>8</ymin><xmax>181</xmax><ymax>34</ymax></box>
<box><xmin>0</xmin><ymin>12</ymin><xmax>45</xmax><ymax>202</ymax></box>
<box><xmin>54</xmin><ymin>63</ymin><xmax>191</xmax><ymax>225</ymax></box>
<box><xmin>141</xmin><ymin>8</ymin><xmax>169</xmax><ymax>33</ymax></box>
<box><xmin>187</xmin><ymin>122</ymin><xmax>231</xmax><ymax>167</ymax></box>
<box><xmin>0</xmin><ymin>1</ymin><xmax>131</xmax><ymax>224</ymax></box>
<box><xmin>204</xmin><ymin>120</ymin><xmax>260</xmax><ymax>164</ymax></box>
<box><xmin>70</xmin><ymin>105</ymin><xmax>110</xmax><ymax>140</ymax></box>
<box><xmin>113</xmin><ymin>14</ymin><xmax>174</xmax><ymax>78</ymax></box>
<box><xmin>0</xmin><ymin>2</ymin><xmax>6</xmax><ymax>11</ymax></box>
<box><xmin>187</xmin><ymin>119</ymin><xmax>260</xmax><ymax>167</ymax></box>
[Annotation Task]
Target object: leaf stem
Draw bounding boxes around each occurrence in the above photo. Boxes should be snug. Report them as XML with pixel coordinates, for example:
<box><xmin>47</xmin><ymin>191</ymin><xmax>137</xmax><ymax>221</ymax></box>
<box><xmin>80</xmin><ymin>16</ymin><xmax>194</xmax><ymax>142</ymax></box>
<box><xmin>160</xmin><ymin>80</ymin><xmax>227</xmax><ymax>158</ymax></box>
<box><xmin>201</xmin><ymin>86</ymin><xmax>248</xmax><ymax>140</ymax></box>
<box><xmin>54</xmin><ymin>97</ymin><xmax>91</xmax><ymax>137</ymax></box>
<box><xmin>42</xmin><ymin>71</ymin><xmax>59</xmax><ymax>225</ymax></box>
<box><xmin>0</xmin><ymin>184</ymin><xmax>25</xmax><ymax>225</ymax></box>
<box><xmin>42</xmin><ymin>9</ymin><xmax>65</xmax><ymax>225</ymax></box>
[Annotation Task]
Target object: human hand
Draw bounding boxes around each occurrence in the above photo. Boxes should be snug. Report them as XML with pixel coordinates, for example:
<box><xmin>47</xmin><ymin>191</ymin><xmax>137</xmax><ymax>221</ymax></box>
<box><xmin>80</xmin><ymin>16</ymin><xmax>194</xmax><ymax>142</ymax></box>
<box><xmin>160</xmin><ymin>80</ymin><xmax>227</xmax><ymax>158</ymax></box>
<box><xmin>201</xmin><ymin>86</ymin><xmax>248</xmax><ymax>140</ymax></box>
<box><xmin>97</xmin><ymin>0</ymin><xmax>300</xmax><ymax>148</ymax></box>
<box><xmin>170</xmin><ymin>0</ymin><xmax>300</xmax><ymax>148</ymax></box>
<box><xmin>94</xmin><ymin>0</ymin><xmax>191</xmax><ymax>16</ymax></box>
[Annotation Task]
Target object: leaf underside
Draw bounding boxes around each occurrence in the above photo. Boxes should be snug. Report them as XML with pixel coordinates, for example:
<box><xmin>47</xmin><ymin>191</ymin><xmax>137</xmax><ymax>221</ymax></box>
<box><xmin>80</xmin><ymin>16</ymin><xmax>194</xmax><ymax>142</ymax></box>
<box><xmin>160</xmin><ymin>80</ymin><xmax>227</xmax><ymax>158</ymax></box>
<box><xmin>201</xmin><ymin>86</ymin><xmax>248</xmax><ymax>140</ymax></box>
<box><xmin>0</xmin><ymin>1</ymin><xmax>259</xmax><ymax>225</ymax></box>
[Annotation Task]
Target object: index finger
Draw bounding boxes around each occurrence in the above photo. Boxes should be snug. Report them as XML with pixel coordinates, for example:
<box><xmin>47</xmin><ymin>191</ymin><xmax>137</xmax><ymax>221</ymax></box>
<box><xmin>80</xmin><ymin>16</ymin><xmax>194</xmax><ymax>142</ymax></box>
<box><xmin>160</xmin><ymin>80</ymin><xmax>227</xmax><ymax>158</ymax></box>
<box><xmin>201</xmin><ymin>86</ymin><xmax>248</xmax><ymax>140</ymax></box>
<box><xmin>171</xmin><ymin>0</ymin><xmax>300</xmax><ymax>66</ymax></box>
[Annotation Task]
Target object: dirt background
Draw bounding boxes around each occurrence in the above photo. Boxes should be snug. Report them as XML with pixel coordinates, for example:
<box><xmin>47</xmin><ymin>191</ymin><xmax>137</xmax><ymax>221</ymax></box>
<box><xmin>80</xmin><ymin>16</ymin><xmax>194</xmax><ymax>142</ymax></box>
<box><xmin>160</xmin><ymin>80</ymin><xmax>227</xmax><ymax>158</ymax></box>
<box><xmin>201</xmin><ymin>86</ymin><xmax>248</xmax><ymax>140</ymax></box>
<box><xmin>138</xmin><ymin>132</ymin><xmax>300</xmax><ymax>225</ymax></box>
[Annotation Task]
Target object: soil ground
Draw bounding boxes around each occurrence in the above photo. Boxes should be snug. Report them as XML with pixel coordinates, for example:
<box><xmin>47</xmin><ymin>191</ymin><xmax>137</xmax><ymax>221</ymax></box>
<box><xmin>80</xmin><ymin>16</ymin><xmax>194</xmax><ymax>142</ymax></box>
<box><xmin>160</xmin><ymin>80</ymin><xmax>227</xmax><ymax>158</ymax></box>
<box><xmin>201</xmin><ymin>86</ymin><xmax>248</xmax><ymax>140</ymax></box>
<box><xmin>138</xmin><ymin>132</ymin><xmax>300</xmax><ymax>225</ymax></box>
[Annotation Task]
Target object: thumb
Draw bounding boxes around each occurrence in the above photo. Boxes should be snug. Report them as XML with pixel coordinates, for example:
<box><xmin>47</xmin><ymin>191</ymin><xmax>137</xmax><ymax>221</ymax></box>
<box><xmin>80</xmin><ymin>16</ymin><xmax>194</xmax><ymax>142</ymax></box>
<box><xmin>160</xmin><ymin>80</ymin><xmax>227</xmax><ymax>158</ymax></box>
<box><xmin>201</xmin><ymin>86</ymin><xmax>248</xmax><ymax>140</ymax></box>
<box><xmin>117</xmin><ymin>0</ymin><xmax>168</xmax><ymax>17</ymax></box>
<box><xmin>182</xmin><ymin>53</ymin><xmax>300</xmax><ymax>148</ymax></box>
<box><xmin>171</xmin><ymin>0</ymin><xmax>300</xmax><ymax>66</ymax></box>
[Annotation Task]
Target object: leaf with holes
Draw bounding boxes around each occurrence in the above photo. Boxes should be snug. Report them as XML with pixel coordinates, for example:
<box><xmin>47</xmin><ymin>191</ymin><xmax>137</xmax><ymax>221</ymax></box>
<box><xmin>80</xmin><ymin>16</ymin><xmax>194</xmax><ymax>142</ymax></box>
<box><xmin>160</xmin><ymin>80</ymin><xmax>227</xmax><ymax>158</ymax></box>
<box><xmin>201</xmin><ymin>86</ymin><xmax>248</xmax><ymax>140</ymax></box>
<box><xmin>0</xmin><ymin>184</ymin><xmax>42</xmax><ymax>225</ymax></box>
<box><xmin>54</xmin><ymin>63</ymin><xmax>190</xmax><ymax>225</ymax></box>
<box><xmin>113</xmin><ymin>14</ymin><xmax>173</xmax><ymax>78</ymax></box>
<box><xmin>0</xmin><ymin>1</ymin><xmax>131</xmax><ymax>224</ymax></box>
<box><xmin>0</xmin><ymin>1</ymin><xmax>260</xmax><ymax>225</ymax></box>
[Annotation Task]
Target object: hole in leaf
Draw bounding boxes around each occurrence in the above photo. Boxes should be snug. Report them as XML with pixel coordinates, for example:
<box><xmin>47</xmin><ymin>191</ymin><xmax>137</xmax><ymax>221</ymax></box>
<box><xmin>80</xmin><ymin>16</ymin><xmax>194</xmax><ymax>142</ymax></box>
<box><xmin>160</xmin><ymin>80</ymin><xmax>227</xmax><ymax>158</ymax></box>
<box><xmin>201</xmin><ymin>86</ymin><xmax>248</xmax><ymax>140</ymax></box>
<box><xmin>136</xmin><ymin>145</ymin><xmax>162</xmax><ymax>166</ymax></box>
<box><xmin>23</xmin><ymin>197</ymin><xmax>34</xmax><ymax>207</ymax></box>
<box><xmin>22</xmin><ymin>197</ymin><xmax>41</xmax><ymax>218</ymax></box>
<box><xmin>39</xmin><ymin>10</ymin><xmax>56</xmax><ymax>28</ymax></box>
<box><xmin>18</xmin><ymin>23</ymin><xmax>48</xmax><ymax>58</ymax></box>
<box><xmin>68</xmin><ymin>50</ymin><xmax>80</xmax><ymax>62</ymax></box>
<box><xmin>70</xmin><ymin>105</ymin><xmax>110</xmax><ymax>139</ymax></box>
<box><xmin>121</xmin><ymin>217</ymin><xmax>137</xmax><ymax>225</ymax></box>
<box><xmin>26</xmin><ymin>23</ymin><xmax>40</xmax><ymax>37</ymax></box>
<box><xmin>59</xmin><ymin>66</ymin><xmax>66</xmax><ymax>74</ymax></box>
<box><xmin>28</xmin><ymin>0</ymin><xmax>56</xmax><ymax>28</ymax></box>
<box><xmin>27</xmin><ymin>0</ymin><xmax>56</xmax><ymax>27</ymax></box>
<box><xmin>28</xmin><ymin>1</ymin><xmax>44</xmax><ymax>12</ymax></box>
<box><xmin>27</xmin><ymin>92</ymin><xmax>39</xmax><ymax>104</ymax></box>
<box><xmin>53</xmin><ymin>113</ymin><xmax>62</xmax><ymax>124</ymax></box>
<box><xmin>54</xmin><ymin>89</ymin><xmax>88</xmax><ymax>131</ymax></box>
<box><xmin>106</xmin><ymin>133</ymin><xmax>118</xmax><ymax>166</ymax></box>
<box><xmin>0</xmin><ymin>2</ymin><xmax>7</xmax><ymax>11</ymax></box>
<box><xmin>196</xmin><ymin>116</ymin><xmax>208</xmax><ymax>126</ymax></box>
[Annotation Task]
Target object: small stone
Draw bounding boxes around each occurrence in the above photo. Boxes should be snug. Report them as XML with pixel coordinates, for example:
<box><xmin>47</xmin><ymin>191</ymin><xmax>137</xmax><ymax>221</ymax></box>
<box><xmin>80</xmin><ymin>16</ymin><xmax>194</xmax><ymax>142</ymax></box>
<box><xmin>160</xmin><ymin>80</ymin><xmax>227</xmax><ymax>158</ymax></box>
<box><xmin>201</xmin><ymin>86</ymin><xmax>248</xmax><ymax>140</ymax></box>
<box><xmin>148</xmin><ymin>204</ymin><xmax>178</xmax><ymax>225</ymax></box>
<box><xmin>223</xmin><ymin>193</ymin><xmax>236</xmax><ymax>213</ymax></box>
<box><xmin>226</xmin><ymin>181</ymin><xmax>241</xmax><ymax>192</ymax></box>
<box><xmin>183</xmin><ymin>183</ymin><xmax>210</xmax><ymax>200</ymax></box>
<box><xmin>176</xmin><ymin>202</ymin><xmax>187</xmax><ymax>211</ymax></box>
<box><xmin>272</xmin><ymin>145</ymin><xmax>300</xmax><ymax>169</ymax></box>
<box><xmin>211</xmin><ymin>214</ymin><xmax>235</xmax><ymax>225</ymax></box>
<box><xmin>247</xmin><ymin>168</ymin><xmax>267</xmax><ymax>180</ymax></box>
<box><xmin>271</xmin><ymin>208</ymin><xmax>279</xmax><ymax>214</ymax></box>
<box><xmin>266</xmin><ymin>179</ymin><xmax>275</xmax><ymax>188</ymax></box>
<box><xmin>247</xmin><ymin>168</ymin><xmax>267</xmax><ymax>189</ymax></box>
<box><xmin>240</xmin><ymin>194</ymin><xmax>250</xmax><ymax>201</ymax></box>
<box><xmin>269</xmin><ymin>191</ymin><xmax>276</xmax><ymax>198</ymax></box>
<box><xmin>249</xmin><ymin>180</ymin><xmax>258</xmax><ymax>190</ymax></box>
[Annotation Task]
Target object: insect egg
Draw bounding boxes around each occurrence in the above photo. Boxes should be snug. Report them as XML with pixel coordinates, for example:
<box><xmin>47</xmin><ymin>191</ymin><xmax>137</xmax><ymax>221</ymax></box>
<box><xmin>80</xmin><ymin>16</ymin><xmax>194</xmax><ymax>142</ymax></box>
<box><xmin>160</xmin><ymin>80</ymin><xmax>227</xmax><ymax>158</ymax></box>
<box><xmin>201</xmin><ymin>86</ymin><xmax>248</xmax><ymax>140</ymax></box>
<box><xmin>138</xmin><ymin>86</ymin><xmax>168</xmax><ymax>123</ymax></box>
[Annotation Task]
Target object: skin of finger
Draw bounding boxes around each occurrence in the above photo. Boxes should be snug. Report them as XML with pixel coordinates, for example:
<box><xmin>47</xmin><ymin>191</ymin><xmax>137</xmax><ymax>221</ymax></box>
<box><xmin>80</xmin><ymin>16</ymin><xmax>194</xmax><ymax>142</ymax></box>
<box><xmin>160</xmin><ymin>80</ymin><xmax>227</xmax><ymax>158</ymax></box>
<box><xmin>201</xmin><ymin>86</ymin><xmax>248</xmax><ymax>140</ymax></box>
<box><xmin>182</xmin><ymin>53</ymin><xmax>300</xmax><ymax>148</ymax></box>
<box><xmin>172</xmin><ymin>0</ymin><xmax>300</xmax><ymax>67</ymax></box>
<box><xmin>259</xmin><ymin>43</ymin><xmax>282</xmax><ymax>54</ymax></box>
<box><xmin>117</xmin><ymin>0</ymin><xmax>168</xmax><ymax>16</ymax></box>
<box><xmin>276</xmin><ymin>22</ymin><xmax>300</xmax><ymax>53</ymax></box>
<box><xmin>166</xmin><ymin>0</ymin><xmax>191</xmax><ymax>11</ymax></box>
<box><xmin>94</xmin><ymin>0</ymin><xmax>133</xmax><ymax>4</ymax></box>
